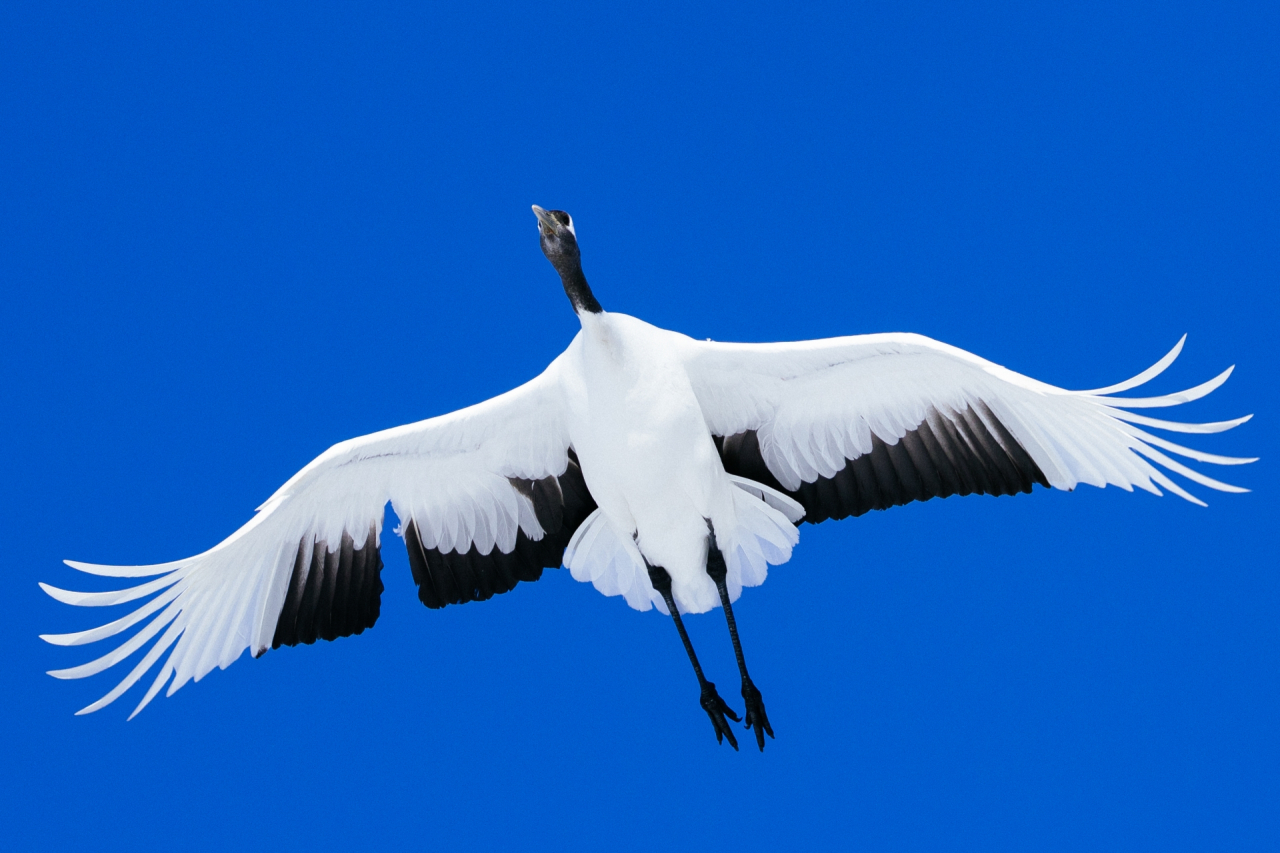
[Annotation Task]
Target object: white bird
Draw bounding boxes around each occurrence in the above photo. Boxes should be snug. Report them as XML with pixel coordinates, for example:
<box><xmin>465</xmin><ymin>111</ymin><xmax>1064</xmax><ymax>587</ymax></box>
<box><xmin>43</xmin><ymin>205</ymin><xmax>1254</xmax><ymax>750</ymax></box>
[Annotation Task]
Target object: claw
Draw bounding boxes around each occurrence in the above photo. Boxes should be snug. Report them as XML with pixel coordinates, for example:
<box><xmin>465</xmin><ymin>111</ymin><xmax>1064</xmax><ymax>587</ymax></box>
<box><xmin>700</xmin><ymin>680</ymin><xmax>740</xmax><ymax>750</ymax></box>
<box><xmin>741</xmin><ymin>677</ymin><xmax>774</xmax><ymax>751</ymax></box>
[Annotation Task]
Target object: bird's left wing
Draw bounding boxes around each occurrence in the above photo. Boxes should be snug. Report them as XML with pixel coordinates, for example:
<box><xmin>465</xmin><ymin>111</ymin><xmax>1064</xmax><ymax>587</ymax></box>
<box><xmin>679</xmin><ymin>332</ymin><xmax>1253</xmax><ymax>524</ymax></box>
<box><xmin>42</xmin><ymin>356</ymin><xmax>594</xmax><ymax>717</ymax></box>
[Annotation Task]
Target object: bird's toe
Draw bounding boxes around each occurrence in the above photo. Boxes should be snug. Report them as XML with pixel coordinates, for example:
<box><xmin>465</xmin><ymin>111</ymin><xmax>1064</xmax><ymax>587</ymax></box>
<box><xmin>699</xmin><ymin>680</ymin><xmax>740</xmax><ymax>750</ymax></box>
<box><xmin>741</xmin><ymin>678</ymin><xmax>774</xmax><ymax>751</ymax></box>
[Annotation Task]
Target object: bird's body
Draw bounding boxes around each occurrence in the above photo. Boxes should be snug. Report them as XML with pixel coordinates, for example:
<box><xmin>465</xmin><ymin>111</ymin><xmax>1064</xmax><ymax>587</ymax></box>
<box><xmin>43</xmin><ymin>206</ymin><xmax>1254</xmax><ymax>749</ymax></box>
<box><xmin>570</xmin><ymin>311</ymin><xmax>740</xmax><ymax>613</ymax></box>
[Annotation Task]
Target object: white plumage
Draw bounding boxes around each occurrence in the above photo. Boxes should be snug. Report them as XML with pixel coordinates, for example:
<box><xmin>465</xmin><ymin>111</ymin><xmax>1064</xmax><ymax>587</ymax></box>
<box><xmin>43</xmin><ymin>208</ymin><xmax>1253</xmax><ymax>734</ymax></box>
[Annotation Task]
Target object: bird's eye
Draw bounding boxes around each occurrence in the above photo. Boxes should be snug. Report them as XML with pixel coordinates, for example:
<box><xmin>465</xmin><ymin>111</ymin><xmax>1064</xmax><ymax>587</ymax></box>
<box><xmin>554</xmin><ymin>211</ymin><xmax>571</xmax><ymax>226</ymax></box>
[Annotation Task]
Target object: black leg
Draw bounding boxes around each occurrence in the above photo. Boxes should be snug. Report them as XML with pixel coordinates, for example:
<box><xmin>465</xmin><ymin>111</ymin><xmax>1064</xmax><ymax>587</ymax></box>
<box><xmin>705</xmin><ymin>525</ymin><xmax>774</xmax><ymax>751</ymax></box>
<box><xmin>646</xmin><ymin>562</ymin><xmax>740</xmax><ymax>750</ymax></box>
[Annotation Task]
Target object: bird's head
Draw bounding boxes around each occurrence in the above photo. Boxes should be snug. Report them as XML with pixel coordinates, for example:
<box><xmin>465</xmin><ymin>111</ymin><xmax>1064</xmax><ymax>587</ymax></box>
<box><xmin>532</xmin><ymin>205</ymin><xmax>580</xmax><ymax>275</ymax></box>
<box><xmin>533</xmin><ymin>204</ymin><xmax>603</xmax><ymax>315</ymax></box>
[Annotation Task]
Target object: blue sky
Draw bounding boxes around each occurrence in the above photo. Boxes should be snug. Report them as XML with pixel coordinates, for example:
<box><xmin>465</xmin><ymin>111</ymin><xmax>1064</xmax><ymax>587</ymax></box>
<box><xmin>2</xmin><ymin>3</ymin><xmax>1276</xmax><ymax>850</ymax></box>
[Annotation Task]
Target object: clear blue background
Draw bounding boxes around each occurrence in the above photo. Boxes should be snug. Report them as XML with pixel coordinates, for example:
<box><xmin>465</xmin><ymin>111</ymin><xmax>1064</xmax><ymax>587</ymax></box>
<box><xmin>2</xmin><ymin>3</ymin><xmax>1275</xmax><ymax>850</ymax></box>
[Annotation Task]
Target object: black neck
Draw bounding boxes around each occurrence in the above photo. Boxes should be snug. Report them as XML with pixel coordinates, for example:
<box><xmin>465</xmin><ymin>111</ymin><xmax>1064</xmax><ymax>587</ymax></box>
<box><xmin>560</xmin><ymin>265</ymin><xmax>603</xmax><ymax>315</ymax></box>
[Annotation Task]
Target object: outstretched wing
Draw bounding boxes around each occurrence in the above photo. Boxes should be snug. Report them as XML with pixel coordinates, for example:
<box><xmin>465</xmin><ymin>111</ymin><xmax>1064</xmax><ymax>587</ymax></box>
<box><xmin>680</xmin><ymin>333</ymin><xmax>1253</xmax><ymax>523</ymax></box>
<box><xmin>41</xmin><ymin>355</ymin><xmax>595</xmax><ymax>717</ymax></box>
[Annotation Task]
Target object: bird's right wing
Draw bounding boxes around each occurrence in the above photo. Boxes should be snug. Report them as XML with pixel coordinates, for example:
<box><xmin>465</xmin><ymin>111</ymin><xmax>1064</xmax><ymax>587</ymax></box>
<box><xmin>42</xmin><ymin>352</ymin><xmax>595</xmax><ymax>718</ymax></box>
<box><xmin>679</xmin><ymin>332</ymin><xmax>1253</xmax><ymax>523</ymax></box>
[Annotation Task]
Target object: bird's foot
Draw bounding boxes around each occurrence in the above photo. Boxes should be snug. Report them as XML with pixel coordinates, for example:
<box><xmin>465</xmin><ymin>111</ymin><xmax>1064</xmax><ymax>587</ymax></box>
<box><xmin>699</xmin><ymin>680</ymin><xmax>741</xmax><ymax>750</ymax></box>
<box><xmin>741</xmin><ymin>677</ymin><xmax>774</xmax><ymax>751</ymax></box>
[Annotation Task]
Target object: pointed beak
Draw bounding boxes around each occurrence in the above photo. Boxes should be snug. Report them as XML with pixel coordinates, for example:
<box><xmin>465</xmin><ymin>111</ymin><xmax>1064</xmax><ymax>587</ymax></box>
<box><xmin>532</xmin><ymin>205</ymin><xmax>557</xmax><ymax>231</ymax></box>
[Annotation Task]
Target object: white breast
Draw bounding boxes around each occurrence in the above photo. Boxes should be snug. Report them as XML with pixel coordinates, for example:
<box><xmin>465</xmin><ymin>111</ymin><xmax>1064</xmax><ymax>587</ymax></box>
<box><xmin>562</xmin><ymin>313</ymin><xmax>800</xmax><ymax>613</ymax></box>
